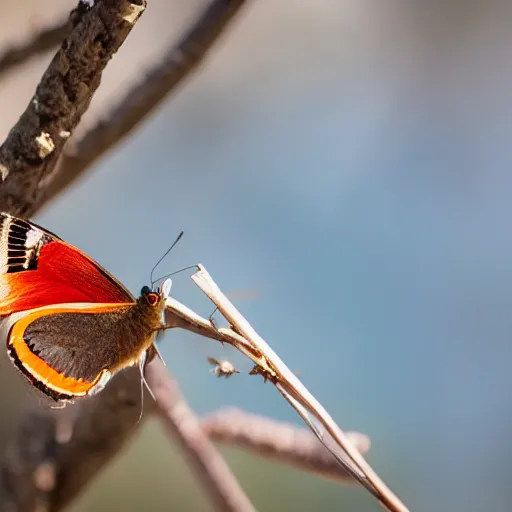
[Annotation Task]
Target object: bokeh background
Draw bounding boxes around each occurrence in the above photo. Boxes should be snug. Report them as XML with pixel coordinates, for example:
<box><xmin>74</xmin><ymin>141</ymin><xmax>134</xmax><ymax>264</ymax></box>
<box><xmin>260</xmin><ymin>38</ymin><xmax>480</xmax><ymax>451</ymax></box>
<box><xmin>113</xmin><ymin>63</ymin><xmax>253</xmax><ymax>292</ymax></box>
<box><xmin>1</xmin><ymin>1</ymin><xmax>512</xmax><ymax>510</ymax></box>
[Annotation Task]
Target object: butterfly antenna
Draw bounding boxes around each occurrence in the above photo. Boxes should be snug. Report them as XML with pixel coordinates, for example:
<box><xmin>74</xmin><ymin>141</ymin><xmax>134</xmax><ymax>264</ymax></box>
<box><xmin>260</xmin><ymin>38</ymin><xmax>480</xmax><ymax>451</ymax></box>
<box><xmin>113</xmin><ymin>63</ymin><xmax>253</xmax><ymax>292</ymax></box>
<box><xmin>152</xmin><ymin>264</ymin><xmax>199</xmax><ymax>286</ymax></box>
<box><xmin>150</xmin><ymin>231</ymin><xmax>184</xmax><ymax>287</ymax></box>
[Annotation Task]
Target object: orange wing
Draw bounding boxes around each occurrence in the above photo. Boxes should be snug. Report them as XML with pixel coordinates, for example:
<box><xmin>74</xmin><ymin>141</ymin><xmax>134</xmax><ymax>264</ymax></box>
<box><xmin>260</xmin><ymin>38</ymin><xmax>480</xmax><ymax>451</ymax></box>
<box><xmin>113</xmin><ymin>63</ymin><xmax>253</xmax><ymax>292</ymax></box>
<box><xmin>6</xmin><ymin>303</ymin><xmax>138</xmax><ymax>401</ymax></box>
<box><xmin>0</xmin><ymin>213</ymin><xmax>134</xmax><ymax>316</ymax></box>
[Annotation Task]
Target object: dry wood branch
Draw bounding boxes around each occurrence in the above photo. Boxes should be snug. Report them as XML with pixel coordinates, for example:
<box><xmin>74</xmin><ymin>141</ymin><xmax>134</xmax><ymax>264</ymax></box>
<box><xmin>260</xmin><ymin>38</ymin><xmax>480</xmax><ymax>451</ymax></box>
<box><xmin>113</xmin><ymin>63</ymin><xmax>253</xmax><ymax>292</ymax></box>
<box><xmin>43</xmin><ymin>0</ymin><xmax>247</xmax><ymax>206</ymax></box>
<box><xmin>145</xmin><ymin>360</ymin><xmax>254</xmax><ymax>512</ymax></box>
<box><xmin>164</xmin><ymin>267</ymin><xmax>409</xmax><ymax>512</ymax></box>
<box><xmin>0</xmin><ymin>18</ymin><xmax>69</xmax><ymax>75</ymax></box>
<box><xmin>202</xmin><ymin>408</ymin><xmax>372</xmax><ymax>484</ymax></box>
<box><xmin>0</xmin><ymin>0</ymin><xmax>146</xmax><ymax>217</ymax></box>
<box><xmin>191</xmin><ymin>266</ymin><xmax>408</xmax><ymax>512</ymax></box>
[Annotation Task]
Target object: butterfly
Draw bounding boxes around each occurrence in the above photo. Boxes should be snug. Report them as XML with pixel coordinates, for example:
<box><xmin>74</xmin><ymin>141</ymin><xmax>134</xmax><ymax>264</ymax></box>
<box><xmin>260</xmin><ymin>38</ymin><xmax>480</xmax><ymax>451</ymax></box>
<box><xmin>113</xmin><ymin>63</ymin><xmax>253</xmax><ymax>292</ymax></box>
<box><xmin>0</xmin><ymin>212</ymin><xmax>172</xmax><ymax>403</ymax></box>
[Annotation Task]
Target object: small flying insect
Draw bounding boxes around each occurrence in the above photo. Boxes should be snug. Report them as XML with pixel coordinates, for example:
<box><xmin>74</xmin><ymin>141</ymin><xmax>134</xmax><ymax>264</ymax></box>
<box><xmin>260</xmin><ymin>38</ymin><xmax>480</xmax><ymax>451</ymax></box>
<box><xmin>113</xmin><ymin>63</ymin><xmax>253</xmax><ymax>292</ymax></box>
<box><xmin>208</xmin><ymin>357</ymin><xmax>240</xmax><ymax>378</ymax></box>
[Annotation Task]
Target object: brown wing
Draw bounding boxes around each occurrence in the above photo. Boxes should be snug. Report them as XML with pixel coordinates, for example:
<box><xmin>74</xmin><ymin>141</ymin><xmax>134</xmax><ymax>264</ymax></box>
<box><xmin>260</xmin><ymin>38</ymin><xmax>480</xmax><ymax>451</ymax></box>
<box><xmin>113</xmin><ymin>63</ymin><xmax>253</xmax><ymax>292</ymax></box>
<box><xmin>6</xmin><ymin>303</ymin><xmax>150</xmax><ymax>401</ymax></box>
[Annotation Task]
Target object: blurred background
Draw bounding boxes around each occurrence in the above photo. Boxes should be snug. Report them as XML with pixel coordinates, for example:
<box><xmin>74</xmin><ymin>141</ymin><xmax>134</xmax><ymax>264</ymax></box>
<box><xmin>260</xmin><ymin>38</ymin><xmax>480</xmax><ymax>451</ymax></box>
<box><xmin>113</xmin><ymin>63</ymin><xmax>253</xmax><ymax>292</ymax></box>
<box><xmin>1</xmin><ymin>0</ymin><xmax>512</xmax><ymax>510</ymax></box>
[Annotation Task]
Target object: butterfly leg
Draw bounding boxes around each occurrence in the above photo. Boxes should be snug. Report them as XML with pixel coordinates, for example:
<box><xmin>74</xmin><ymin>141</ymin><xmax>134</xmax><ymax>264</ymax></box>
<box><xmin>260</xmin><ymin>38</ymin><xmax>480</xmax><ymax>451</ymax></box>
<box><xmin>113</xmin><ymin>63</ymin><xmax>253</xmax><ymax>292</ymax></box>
<box><xmin>138</xmin><ymin>350</ymin><xmax>156</xmax><ymax>402</ymax></box>
<box><xmin>147</xmin><ymin>339</ymin><xmax>167</xmax><ymax>367</ymax></box>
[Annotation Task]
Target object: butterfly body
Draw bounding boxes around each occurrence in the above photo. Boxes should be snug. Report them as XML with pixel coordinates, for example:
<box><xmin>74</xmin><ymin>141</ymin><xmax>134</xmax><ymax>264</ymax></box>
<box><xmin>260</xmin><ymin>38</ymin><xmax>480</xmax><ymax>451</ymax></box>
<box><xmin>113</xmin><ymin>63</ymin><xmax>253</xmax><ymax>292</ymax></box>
<box><xmin>0</xmin><ymin>212</ymin><xmax>168</xmax><ymax>402</ymax></box>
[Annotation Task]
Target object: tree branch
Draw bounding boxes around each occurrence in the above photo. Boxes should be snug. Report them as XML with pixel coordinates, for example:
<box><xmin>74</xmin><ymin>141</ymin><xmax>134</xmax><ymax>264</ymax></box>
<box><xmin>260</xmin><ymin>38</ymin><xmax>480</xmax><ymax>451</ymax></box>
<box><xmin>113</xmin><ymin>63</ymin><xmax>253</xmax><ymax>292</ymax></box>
<box><xmin>43</xmin><ymin>0</ymin><xmax>246</xmax><ymax>207</ymax></box>
<box><xmin>0</xmin><ymin>0</ymin><xmax>146</xmax><ymax>217</ymax></box>
<box><xmin>146</xmin><ymin>360</ymin><xmax>254</xmax><ymax>512</ymax></box>
<box><xmin>0</xmin><ymin>17</ymin><xmax>69</xmax><ymax>76</ymax></box>
<box><xmin>0</xmin><ymin>369</ymin><xmax>148</xmax><ymax>512</ymax></box>
<box><xmin>188</xmin><ymin>266</ymin><xmax>408</xmax><ymax>512</ymax></box>
<box><xmin>202</xmin><ymin>409</ymin><xmax>372</xmax><ymax>484</ymax></box>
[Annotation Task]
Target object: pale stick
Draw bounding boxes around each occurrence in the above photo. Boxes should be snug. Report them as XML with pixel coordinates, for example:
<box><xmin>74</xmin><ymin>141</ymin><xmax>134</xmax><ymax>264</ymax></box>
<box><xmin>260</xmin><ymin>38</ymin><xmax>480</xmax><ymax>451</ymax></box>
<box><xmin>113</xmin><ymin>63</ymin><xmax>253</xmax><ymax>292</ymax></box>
<box><xmin>164</xmin><ymin>265</ymin><xmax>408</xmax><ymax>512</ymax></box>
<box><xmin>190</xmin><ymin>265</ymin><xmax>408</xmax><ymax>512</ymax></box>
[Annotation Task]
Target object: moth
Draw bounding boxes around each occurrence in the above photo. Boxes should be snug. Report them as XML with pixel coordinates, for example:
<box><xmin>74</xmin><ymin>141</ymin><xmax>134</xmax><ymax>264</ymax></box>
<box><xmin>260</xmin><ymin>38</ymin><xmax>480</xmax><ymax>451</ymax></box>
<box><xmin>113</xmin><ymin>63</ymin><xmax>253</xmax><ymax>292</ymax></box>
<box><xmin>208</xmin><ymin>357</ymin><xmax>240</xmax><ymax>378</ymax></box>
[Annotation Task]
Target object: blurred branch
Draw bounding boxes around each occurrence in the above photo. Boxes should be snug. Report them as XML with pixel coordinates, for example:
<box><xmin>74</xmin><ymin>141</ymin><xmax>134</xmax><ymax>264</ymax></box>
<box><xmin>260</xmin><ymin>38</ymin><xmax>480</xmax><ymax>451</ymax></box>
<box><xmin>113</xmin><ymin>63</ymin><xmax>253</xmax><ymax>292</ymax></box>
<box><xmin>0</xmin><ymin>369</ymin><xmax>149</xmax><ymax>512</ymax></box>
<box><xmin>202</xmin><ymin>409</ymin><xmax>372</xmax><ymax>484</ymax></box>
<box><xmin>146</xmin><ymin>360</ymin><xmax>254</xmax><ymax>512</ymax></box>
<box><xmin>42</xmin><ymin>0</ymin><xmax>246</xmax><ymax>207</ymax></box>
<box><xmin>0</xmin><ymin>17</ymin><xmax>69</xmax><ymax>75</ymax></box>
<box><xmin>0</xmin><ymin>0</ymin><xmax>146</xmax><ymax>217</ymax></box>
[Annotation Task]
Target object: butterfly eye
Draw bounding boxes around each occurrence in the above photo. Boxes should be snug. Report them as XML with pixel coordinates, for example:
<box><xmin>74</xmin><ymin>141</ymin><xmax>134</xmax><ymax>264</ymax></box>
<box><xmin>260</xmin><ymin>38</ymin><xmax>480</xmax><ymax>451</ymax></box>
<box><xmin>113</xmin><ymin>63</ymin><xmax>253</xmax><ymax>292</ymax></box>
<box><xmin>146</xmin><ymin>292</ymin><xmax>160</xmax><ymax>307</ymax></box>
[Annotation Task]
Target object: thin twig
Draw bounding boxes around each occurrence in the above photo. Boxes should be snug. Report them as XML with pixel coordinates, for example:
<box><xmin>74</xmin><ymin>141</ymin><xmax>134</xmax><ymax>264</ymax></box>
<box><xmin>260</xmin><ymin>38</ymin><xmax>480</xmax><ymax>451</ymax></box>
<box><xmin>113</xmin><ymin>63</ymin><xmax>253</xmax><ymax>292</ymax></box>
<box><xmin>145</xmin><ymin>360</ymin><xmax>255</xmax><ymax>512</ymax></box>
<box><xmin>43</xmin><ymin>0</ymin><xmax>247</xmax><ymax>206</ymax></box>
<box><xmin>202</xmin><ymin>408</ymin><xmax>372</xmax><ymax>484</ymax></box>
<box><xmin>0</xmin><ymin>18</ymin><xmax>69</xmax><ymax>75</ymax></box>
<box><xmin>191</xmin><ymin>265</ymin><xmax>408</xmax><ymax>512</ymax></box>
<box><xmin>163</xmin><ymin>266</ymin><xmax>409</xmax><ymax>512</ymax></box>
<box><xmin>0</xmin><ymin>0</ymin><xmax>146</xmax><ymax>217</ymax></box>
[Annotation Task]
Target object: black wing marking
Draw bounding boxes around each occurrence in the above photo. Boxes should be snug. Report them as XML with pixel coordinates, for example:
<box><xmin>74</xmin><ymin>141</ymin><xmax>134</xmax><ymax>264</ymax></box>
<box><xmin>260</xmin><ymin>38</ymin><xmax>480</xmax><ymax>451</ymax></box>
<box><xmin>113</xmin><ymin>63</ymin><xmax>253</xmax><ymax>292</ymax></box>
<box><xmin>0</xmin><ymin>211</ymin><xmax>134</xmax><ymax>300</ymax></box>
<box><xmin>0</xmin><ymin>213</ymin><xmax>54</xmax><ymax>274</ymax></box>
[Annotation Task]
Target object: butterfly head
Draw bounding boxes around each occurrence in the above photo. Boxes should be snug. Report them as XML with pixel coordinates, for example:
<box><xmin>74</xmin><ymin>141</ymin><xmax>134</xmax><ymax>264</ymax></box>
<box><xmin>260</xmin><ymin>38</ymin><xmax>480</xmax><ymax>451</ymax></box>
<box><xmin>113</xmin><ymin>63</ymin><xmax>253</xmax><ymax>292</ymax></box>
<box><xmin>140</xmin><ymin>285</ymin><xmax>160</xmax><ymax>307</ymax></box>
<box><xmin>139</xmin><ymin>278</ymin><xmax>172</xmax><ymax>307</ymax></box>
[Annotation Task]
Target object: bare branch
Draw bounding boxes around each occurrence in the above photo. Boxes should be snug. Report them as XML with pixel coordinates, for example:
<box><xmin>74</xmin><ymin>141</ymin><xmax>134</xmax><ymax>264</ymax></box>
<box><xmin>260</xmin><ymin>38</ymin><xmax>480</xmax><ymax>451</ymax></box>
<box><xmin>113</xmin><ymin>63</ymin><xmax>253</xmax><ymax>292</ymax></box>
<box><xmin>0</xmin><ymin>0</ymin><xmax>146</xmax><ymax>217</ymax></box>
<box><xmin>146</xmin><ymin>360</ymin><xmax>255</xmax><ymax>512</ymax></box>
<box><xmin>43</xmin><ymin>0</ymin><xmax>247</xmax><ymax>206</ymax></box>
<box><xmin>0</xmin><ymin>18</ymin><xmax>69</xmax><ymax>76</ymax></box>
<box><xmin>164</xmin><ymin>267</ymin><xmax>409</xmax><ymax>512</ymax></box>
<box><xmin>202</xmin><ymin>409</ymin><xmax>371</xmax><ymax>484</ymax></box>
<box><xmin>191</xmin><ymin>266</ymin><xmax>408</xmax><ymax>512</ymax></box>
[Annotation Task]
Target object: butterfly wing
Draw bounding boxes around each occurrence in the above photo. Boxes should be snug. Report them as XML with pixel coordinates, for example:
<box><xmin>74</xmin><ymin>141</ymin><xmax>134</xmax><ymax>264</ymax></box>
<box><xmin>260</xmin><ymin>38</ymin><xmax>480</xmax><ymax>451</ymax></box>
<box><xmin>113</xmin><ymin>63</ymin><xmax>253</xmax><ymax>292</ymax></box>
<box><xmin>0</xmin><ymin>212</ymin><xmax>134</xmax><ymax>316</ymax></box>
<box><xmin>4</xmin><ymin>303</ymin><xmax>148</xmax><ymax>401</ymax></box>
<box><xmin>0</xmin><ymin>212</ymin><xmax>144</xmax><ymax>401</ymax></box>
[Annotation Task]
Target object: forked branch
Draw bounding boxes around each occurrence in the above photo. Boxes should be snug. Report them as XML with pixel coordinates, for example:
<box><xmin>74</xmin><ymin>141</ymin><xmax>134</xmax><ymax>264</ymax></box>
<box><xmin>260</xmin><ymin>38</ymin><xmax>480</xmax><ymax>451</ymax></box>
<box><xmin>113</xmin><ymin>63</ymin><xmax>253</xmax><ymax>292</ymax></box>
<box><xmin>164</xmin><ymin>265</ymin><xmax>409</xmax><ymax>512</ymax></box>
